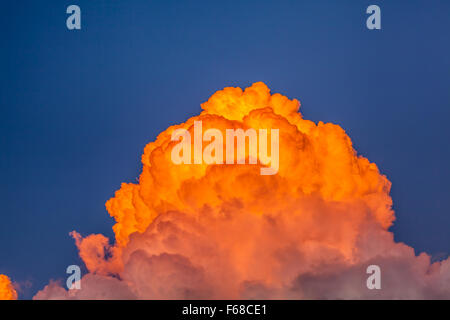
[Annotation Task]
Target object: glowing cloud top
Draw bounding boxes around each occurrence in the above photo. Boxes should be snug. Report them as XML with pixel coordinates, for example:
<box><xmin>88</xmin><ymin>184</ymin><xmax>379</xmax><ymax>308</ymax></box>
<box><xmin>34</xmin><ymin>82</ymin><xmax>450</xmax><ymax>300</ymax></box>
<box><xmin>0</xmin><ymin>274</ymin><xmax>17</xmax><ymax>300</ymax></box>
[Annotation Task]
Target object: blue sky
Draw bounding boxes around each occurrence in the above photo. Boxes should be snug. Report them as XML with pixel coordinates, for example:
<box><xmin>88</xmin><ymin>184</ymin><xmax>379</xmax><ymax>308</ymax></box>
<box><xmin>0</xmin><ymin>0</ymin><xmax>449</xmax><ymax>298</ymax></box>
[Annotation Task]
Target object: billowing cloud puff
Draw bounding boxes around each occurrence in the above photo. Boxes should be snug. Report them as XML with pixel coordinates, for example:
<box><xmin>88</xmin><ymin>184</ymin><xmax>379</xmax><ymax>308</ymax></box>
<box><xmin>0</xmin><ymin>274</ymin><xmax>17</xmax><ymax>300</ymax></box>
<box><xmin>34</xmin><ymin>83</ymin><xmax>450</xmax><ymax>299</ymax></box>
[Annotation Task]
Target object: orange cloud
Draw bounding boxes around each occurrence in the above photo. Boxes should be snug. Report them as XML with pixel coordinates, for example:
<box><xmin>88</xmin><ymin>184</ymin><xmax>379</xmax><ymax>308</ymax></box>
<box><xmin>34</xmin><ymin>82</ymin><xmax>450</xmax><ymax>299</ymax></box>
<box><xmin>0</xmin><ymin>274</ymin><xmax>17</xmax><ymax>300</ymax></box>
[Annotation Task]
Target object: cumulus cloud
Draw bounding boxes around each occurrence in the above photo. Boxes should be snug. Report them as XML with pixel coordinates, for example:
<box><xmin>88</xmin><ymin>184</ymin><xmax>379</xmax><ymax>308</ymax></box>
<box><xmin>33</xmin><ymin>82</ymin><xmax>450</xmax><ymax>299</ymax></box>
<box><xmin>0</xmin><ymin>274</ymin><xmax>17</xmax><ymax>300</ymax></box>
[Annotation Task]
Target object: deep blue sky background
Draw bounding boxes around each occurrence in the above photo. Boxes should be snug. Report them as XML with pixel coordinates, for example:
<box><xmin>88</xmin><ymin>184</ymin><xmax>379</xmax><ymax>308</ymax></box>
<box><xmin>1</xmin><ymin>0</ymin><xmax>449</xmax><ymax>299</ymax></box>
